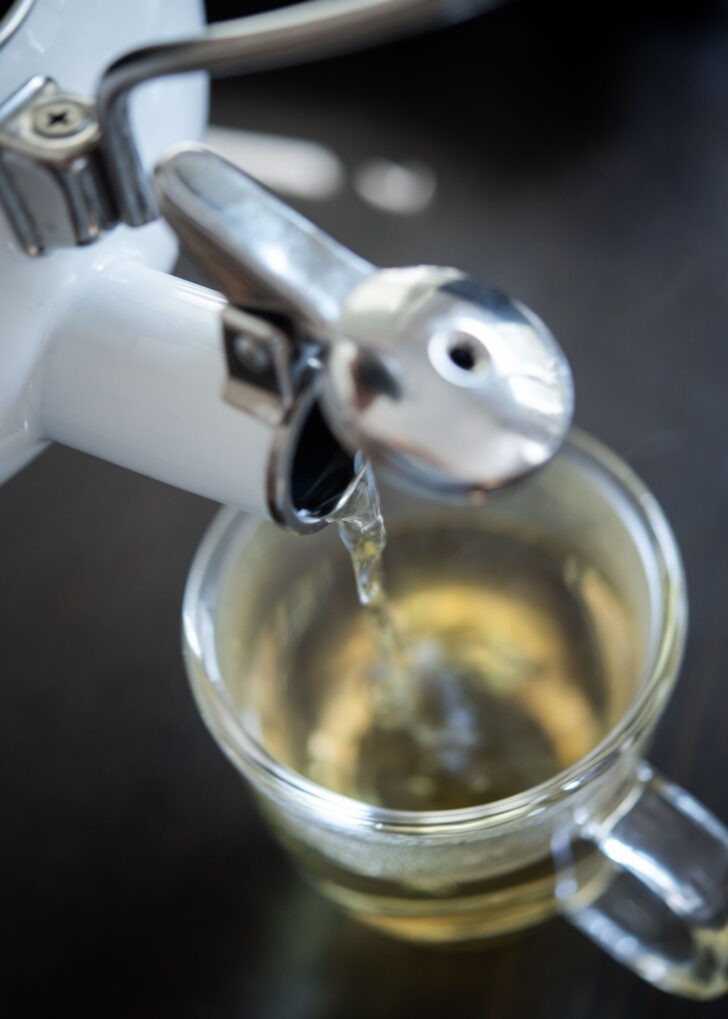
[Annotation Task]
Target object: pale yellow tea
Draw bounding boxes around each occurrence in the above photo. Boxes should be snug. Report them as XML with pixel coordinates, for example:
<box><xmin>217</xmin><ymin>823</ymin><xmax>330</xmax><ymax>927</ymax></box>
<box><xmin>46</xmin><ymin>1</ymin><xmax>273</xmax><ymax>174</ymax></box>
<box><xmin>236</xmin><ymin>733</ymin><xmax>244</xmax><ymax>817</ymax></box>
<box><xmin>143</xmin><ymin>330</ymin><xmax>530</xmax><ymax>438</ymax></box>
<box><xmin>237</xmin><ymin>518</ymin><xmax>637</xmax><ymax>813</ymax></box>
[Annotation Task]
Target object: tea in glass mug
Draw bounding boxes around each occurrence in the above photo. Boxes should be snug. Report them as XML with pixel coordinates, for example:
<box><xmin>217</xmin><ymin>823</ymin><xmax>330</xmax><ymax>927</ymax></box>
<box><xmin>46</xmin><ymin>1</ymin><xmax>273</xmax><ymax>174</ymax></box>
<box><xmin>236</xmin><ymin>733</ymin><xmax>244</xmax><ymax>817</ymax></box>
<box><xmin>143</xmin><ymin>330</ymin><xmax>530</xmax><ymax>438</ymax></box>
<box><xmin>183</xmin><ymin>431</ymin><xmax>728</xmax><ymax>1000</ymax></box>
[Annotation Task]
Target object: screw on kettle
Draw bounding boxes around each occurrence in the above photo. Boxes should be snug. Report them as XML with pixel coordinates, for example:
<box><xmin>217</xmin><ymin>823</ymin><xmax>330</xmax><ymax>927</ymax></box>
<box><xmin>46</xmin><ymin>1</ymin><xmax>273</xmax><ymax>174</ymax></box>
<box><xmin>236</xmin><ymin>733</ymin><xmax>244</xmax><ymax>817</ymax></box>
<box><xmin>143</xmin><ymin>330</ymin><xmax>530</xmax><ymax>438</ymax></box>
<box><xmin>31</xmin><ymin>98</ymin><xmax>92</xmax><ymax>139</ymax></box>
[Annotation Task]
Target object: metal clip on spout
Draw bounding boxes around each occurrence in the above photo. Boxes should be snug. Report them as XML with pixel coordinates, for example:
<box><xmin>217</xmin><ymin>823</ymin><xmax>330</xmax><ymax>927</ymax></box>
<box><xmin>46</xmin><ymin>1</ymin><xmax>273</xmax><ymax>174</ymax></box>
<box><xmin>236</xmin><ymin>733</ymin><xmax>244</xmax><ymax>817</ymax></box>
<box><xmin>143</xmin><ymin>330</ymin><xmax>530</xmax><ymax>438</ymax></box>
<box><xmin>155</xmin><ymin>146</ymin><xmax>574</xmax><ymax>527</ymax></box>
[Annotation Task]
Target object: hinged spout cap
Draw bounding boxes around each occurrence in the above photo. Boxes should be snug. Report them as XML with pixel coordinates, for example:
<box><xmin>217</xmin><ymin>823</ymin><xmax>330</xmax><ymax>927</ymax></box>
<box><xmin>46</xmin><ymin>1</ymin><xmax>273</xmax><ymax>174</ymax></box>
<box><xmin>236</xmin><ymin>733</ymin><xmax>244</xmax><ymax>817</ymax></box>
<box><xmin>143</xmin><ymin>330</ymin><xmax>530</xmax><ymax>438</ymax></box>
<box><xmin>155</xmin><ymin>145</ymin><xmax>573</xmax><ymax>506</ymax></box>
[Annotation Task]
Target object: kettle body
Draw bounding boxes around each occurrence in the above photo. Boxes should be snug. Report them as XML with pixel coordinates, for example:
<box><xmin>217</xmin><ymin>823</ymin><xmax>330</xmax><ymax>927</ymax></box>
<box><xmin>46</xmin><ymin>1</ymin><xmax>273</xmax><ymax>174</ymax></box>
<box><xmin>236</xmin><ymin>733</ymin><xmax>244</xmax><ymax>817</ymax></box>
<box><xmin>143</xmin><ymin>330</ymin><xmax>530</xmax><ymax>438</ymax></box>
<box><xmin>0</xmin><ymin>0</ymin><xmax>210</xmax><ymax>482</ymax></box>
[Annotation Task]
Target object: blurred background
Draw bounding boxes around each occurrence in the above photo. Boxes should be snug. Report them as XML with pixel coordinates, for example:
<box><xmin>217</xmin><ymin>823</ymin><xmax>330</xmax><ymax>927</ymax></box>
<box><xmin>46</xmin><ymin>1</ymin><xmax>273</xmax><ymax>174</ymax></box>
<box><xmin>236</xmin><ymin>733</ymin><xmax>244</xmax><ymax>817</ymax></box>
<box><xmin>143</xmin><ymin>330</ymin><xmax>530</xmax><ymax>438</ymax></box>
<box><xmin>3</xmin><ymin>1</ymin><xmax>728</xmax><ymax>1015</ymax></box>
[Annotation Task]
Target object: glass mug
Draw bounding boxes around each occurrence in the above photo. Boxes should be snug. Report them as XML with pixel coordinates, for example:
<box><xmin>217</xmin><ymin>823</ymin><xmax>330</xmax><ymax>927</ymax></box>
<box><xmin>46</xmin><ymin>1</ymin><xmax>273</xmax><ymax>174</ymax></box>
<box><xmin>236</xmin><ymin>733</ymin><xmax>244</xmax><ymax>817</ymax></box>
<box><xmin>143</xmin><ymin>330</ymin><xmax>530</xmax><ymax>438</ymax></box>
<box><xmin>182</xmin><ymin>430</ymin><xmax>728</xmax><ymax>999</ymax></box>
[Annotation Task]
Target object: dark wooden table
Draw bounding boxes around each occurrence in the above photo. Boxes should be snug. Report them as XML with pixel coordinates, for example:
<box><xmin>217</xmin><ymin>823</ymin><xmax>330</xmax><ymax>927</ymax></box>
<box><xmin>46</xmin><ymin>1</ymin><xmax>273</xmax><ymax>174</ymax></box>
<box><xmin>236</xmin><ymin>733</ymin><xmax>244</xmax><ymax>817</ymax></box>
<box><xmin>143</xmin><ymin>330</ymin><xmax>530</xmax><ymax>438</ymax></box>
<box><xmin>4</xmin><ymin>2</ymin><xmax>728</xmax><ymax>1015</ymax></box>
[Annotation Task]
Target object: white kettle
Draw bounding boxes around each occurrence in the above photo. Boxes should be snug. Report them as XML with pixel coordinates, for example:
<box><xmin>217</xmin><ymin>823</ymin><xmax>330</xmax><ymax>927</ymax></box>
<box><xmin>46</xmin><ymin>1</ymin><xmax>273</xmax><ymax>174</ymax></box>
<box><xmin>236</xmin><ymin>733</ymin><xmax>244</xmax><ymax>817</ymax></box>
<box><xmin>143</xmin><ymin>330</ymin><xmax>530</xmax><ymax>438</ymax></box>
<box><xmin>0</xmin><ymin>0</ymin><xmax>573</xmax><ymax>531</ymax></box>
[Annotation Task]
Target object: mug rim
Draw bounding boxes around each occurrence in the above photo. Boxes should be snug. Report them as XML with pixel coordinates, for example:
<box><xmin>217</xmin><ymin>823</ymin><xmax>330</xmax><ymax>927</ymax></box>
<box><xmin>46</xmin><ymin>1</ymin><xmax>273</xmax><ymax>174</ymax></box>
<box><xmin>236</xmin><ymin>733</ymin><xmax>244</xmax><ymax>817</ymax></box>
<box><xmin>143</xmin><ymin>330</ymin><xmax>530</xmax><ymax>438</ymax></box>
<box><xmin>183</xmin><ymin>428</ymin><xmax>688</xmax><ymax>834</ymax></box>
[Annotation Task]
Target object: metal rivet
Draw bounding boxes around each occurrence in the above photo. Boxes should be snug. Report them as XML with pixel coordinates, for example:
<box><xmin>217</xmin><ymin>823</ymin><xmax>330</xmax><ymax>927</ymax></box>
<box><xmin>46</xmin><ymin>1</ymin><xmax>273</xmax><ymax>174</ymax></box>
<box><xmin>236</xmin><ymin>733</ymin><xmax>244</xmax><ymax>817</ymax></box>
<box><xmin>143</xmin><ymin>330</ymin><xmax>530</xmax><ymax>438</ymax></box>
<box><xmin>234</xmin><ymin>334</ymin><xmax>271</xmax><ymax>373</ymax></box>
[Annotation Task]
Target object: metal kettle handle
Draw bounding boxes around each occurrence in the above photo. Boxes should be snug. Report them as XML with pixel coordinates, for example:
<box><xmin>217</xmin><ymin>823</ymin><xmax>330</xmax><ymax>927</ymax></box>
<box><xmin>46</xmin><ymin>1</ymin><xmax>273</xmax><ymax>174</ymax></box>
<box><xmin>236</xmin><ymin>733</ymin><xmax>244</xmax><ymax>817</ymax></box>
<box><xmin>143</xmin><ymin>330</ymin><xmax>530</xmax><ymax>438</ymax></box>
<box><xmin>97</xmin><ymin>0</ymin><xmax>486</xmax><ymax>227</ymax></box>
<box><xmin>0</xmin><ymin>0</ymin><xmax>493</xmax><ymax>254</ymax></box>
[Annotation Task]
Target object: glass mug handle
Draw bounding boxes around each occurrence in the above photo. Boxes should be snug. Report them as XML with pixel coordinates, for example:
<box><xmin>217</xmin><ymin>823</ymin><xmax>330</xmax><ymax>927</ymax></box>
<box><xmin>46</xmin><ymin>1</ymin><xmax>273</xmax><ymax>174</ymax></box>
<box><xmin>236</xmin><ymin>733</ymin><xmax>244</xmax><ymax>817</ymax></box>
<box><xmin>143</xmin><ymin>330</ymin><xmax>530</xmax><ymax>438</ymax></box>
<box><xmin>559</xmin><ymin>762</ymin><xmax>728</xmax><ymax>999</ymax></box>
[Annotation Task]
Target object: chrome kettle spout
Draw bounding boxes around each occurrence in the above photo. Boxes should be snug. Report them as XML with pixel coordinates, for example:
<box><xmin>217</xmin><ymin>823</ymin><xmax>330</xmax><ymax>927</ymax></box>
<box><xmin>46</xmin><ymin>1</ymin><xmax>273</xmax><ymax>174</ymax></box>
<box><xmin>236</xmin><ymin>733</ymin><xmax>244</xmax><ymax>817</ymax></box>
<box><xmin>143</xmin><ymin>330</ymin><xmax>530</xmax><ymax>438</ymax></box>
<box><xmin>155</xmin><ymin>145</ymin><xmax>574</xmax><ymax>521</ymax></box>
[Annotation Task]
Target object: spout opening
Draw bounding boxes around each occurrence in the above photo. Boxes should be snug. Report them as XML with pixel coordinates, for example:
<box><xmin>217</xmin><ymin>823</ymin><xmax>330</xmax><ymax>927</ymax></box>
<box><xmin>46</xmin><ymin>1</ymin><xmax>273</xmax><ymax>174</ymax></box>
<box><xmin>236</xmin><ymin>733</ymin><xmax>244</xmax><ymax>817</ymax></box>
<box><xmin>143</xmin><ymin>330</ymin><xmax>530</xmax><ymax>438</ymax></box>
<box><xmin>268</xmin><ymin>390</ymin><xmax>357</xmax><ymax>533</ymax></box>
<box><xmin>290</xmin><ymin>401</ymin><xmax>356</xmax><ymax>517</ymax></box>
